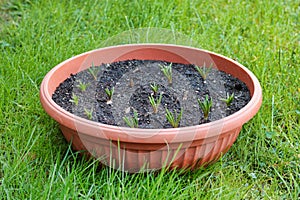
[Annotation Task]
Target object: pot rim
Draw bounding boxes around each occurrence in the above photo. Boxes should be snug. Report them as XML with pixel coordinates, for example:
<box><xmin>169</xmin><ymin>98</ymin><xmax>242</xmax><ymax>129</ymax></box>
<box><xmin>40</xmin><ymin>43</ymin><xmax>262</xmax><ymax>142</ymax></box>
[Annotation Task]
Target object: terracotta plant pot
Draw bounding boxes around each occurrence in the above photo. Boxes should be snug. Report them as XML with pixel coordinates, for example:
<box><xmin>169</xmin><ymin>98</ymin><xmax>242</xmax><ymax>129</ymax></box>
<box><xmin>40</xmin><ymin>44</ymin><xmax>262</xmax><ymax>173</ymax></box>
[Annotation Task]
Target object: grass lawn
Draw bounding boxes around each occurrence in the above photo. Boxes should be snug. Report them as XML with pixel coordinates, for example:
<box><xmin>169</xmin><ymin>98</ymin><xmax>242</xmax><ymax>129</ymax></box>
<box><xmin>1</xmin><ymin>0</ymin><xmax>299</xmax><ymax>199</ymax></box>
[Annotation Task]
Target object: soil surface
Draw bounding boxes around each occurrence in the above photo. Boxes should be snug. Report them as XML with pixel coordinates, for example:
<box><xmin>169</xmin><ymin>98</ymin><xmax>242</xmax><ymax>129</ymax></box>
<box><xmin>52</xmin><ymin>59</ymin><xmax>251</xmax><ymax>128</ymax></box>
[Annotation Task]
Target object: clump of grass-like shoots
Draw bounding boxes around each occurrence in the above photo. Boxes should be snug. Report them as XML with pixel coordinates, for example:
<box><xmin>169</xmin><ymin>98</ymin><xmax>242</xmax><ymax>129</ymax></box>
<box><xmin>160</xmin><ymin>63</ymin><xmax>173</xmax><ymax>85</ymax></box>
<box><xmin>70</xmin><ymin>93</ymin><xmax>79</xmax><ymax>106</ymax></box>
<box><xmin>221</xmin><ymin>92</ymin><xmax>235</xmax><ymax>107</ymax></box>
<box><xmin>123</xmin><ymin>111</ymin><xmax>139</xmax><ymax>128</ymax></box>
<box><xmin>197</xmin><ymin>95</ymin><xmax>212</xmax><ymax>120</ymax></box>
<box><xmin>84</xmin><ymin>108</ymin><xmax>93</xmax><ymax>120</ymax></box>
<box><xmin>76</xmin><ymin>80</ymin><xmax>88</xmax><ymax>92</ymax></box>
<box><xmin>195</xmin><ymin>63</ymin><xmax>212</xmax><ymax>80</ymax></box>
<box><xmin>88</xmin><ymin>62</ymin><xmax>100</xmax><ymax>80</ymax></box>
<box><xmin>105</xmin><ymin>87</ymin><xmax>114</xmax><ymax>104</ymax></box>
<box><xmin>149</xmin><ymin>93</ymin><xmax>163</xmax><ymax>114</ymax></box>
<box><xmin>150</xmin><ymin>83</ymin><xmax>159</xmax><ymax>95</ymax></box>
<box><xmin>165</xmin><ymin>108</ymin><xmax>183</xmax><ymax>128</ymax></box>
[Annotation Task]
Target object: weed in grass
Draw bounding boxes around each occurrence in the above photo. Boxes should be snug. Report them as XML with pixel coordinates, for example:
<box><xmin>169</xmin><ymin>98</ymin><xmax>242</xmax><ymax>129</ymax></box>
<box><xmin>160</xmin><ymin>63</ymin><xmax>173</xmax><ymax>85</ymax></box>
<box><xmin>123</xmin><ymin>110</ymin><xmax>139</xmax><ymax>128</ymax></box>
<box><xmin>149</xmin><ymin>93</ymin><xmax>163</xmax><ymax>114</ymax></box>
<box><xmin>221</xmin><ymin>92</ymin><xmax>235</xmax><ymax>107</ymax></box>
<box><xmin>69</xmin><ymin>93</ymin><xmax>79</xmax><ymax>106</ymax></box>
<box><xmin>198</xmin><ymin>95</ymin><xmax>212</xmax><ymax>120</ymax></box>
<box><xmin>195</xmin><ymin>63</ymin><xmax>212</xmax><ymax>80</ymax></box>
<box><xmin>165</xmin><ymin>108</ymin><xmax>183</xmax><ymax>128</ymax></box>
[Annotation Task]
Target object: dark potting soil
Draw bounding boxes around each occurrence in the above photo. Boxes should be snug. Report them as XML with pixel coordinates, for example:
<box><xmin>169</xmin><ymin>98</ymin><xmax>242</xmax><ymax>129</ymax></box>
<box><xmin>52</xmin><ymin>59</ymin><xmax>251</xmax><ymax>129</ymax></box>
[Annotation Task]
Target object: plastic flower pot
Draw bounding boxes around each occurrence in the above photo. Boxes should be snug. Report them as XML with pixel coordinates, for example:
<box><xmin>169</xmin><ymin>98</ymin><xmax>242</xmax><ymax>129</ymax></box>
<box><xmin>40</xmin><ymin>44</ymin><xmax>262</xmax><ymax>173</ymax></box>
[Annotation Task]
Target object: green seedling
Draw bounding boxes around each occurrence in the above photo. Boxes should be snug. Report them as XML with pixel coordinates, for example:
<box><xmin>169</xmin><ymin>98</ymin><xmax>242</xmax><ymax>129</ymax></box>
<box><xmin>84</xmin><ymin>108</ymin><xmax>93</xmax><ymax>120</ymax></box>
<box><xmin>160</xmin><ymin>63</ymin><xmax>173</xmax><ymax>85</ymax></box>
<box><xmin>105</xmin><ymin>87</ymin><xmax>114</xmax><ymax>102</ymax></box>
<box><xmin>221</xmin><ymin>92</ymin><xmax>234</xmax><ymax>107</ymax></box>
<box><xmin>195</xmin><ymin>63</ymin><xmax>212</xmax><ymax>80</ymax></box>
<box><xmin>197</xmin><ymin>95</ymin><xmax>213</xmax><ymax>120</ymax></box>
<box><xmin>165</xmin><ymin>108</ymin><xmax>183</xmax><ymax>128</ymax></box>
<box><xmin>123</xmin><ymin>111</ymin><xmax>139</xmax><ymax>128</ymax></box>
<box><xmin>150</xmin><ymin>83</ymin><xmax>159</xmax><ymax>95</ymax></box>
<box><xmin>149</xmin><ymin>93</ymin><xmax>163</xmax><ymax>114</ymax></box>
<box><xmin>70</xmin><ymin>93</ymin><xmax>79</xmax><ymax>106</ymax></box>
<box><xmin>88</xmin><ymin>62</ymin><xmax>100</xmax><ymax>80</ymax></box>
<box><xmin>76</xmin><ymin>80</ymin><xmax>88</xmax><ymax>92</ymax></box>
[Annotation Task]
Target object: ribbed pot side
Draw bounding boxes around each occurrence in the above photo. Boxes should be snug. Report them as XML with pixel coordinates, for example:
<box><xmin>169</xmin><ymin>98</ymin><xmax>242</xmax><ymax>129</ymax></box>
<box><xmin>40</xmin><ymin>44</ymin><xmax>262</xmax><ymax>172</ymax></box>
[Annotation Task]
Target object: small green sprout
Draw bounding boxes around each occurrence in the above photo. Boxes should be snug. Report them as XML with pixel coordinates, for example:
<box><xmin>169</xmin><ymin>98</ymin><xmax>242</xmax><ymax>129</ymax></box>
<box><xmin>160</xmin><ymin>63</ymin><xmax>173</xmax><ymax>85</ymax></box>
<box><xmin>84</xmin><ymin>108</ymin><xmax>93</xmax><ymax>120</ymax></box>
<box><xmin>150</xmin><ymin>83</ymin><xmax>159</xmax><ymax>95</ymax></box>
<box><xmin>76</xmin><ymin>80</ymin><xmax>88</xmax><ymax>92</ymax></box>
<box><xmin>197</xmin><ymin>95</ymin><xmax>213</xmax><ymax>120</ymax></box>
<box><xmin>165</xmin><ymin>108</ymin><xmax>183</xmax><ymax>128</ymax></box>
<box><xmin>195</xmin><ymin>63</ymin><xmax>212</xmax><ymax>80</ymax></box>
<box><xmin>149</xmin><ymin>93</ymin><xmax>163</xmax><ymax>114</ymax></box>
<box><xmin>123</xmin><ymin>111</ymin><xmax>139</xmax><ymax>128</ymax></box>
<box><xmin>70</xmin><ymin>93</ymin><xmax>79</xmax><ymax>106</ymax></box>
<box><xmin>88</xmin><ymin>62</ymin><xmax>100</xmax><ymax>80</ymax></box>
<box><xmin>221</xmin><ymin>93</ymin><xmax>234</xmax><ymax>107</ymax></box>
<box><xmin>105</xmin><ymin>87</ymin><xmax>114</xmax><ymax>102</ymax></box>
